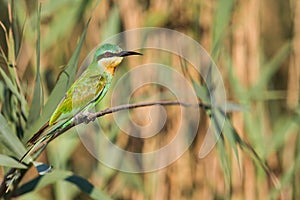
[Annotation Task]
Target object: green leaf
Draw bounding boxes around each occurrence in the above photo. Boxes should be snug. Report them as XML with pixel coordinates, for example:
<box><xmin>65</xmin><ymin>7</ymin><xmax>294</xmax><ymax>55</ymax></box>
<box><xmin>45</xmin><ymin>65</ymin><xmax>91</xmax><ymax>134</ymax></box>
<box><xmin>33</xmin><ymin>161</ymin><xmax>52</xmax><ymax>175</ymax></box>
<box><xmin>225</xmin><ymin>102</ymin><xmax>247</xmax><ymax>112</ymax></box>
<box><xmin>210</xmin><ymin>109</ymin><xmax>231</xmax><ymax>186</ymax></box>
<box><xmin>268</xmin><ymin>115</ymin><xmax>298</xmax><ymax>157</ymax></box>
<box><xmin>101</xmin><ymin>5</ymin><xmax>121</xmax><ymax>41</ymax></box>
<box><xmin>17</xmin><ymin>193</ymin><xmax>46</xmax><ymax>200</ymax></box>
<box><xmin>41</xmin><ymin>0</ymin><xmax>89</xmax><ymax>51</ymax></box>
<box><xmin>211</xmin><ymin>0</ymin><xmax>233</xmax><ymax>58</ymax></box>
<box><xmin>251</xmin><ymin>42</ymin><xmax>291</xmax><ymax>96</ymax></box>
<box><xmin>191</xmin><ymin>79</ymin><xmax>210</xmax><ymax>104</ymax></box>
<box><xmin>43</xmin><ymin>18</ymin><xmax>91</xmax><ymax>122</ymax></box>
<box><xmin>24</xmin><ymin>18</ymin><xmax>91</xmax><ymax>141</ymax></box>
<box><xmin>216</xmin><ymin>136</ymin><xmax>231</xmax><ymax>188</ymax></box>
<box><xmin>0</xmin><ymin>68</ymin><xmax>27</xmax><ymax>116</ymax></box>
<box><xmin>0</xmin><ymin>154</ymin><xmax>27</xmax><ymax>168</ymax></box>
<box><xmin>0</xmin><ymin>114</ymin><xmax>27</xmax><ymax>158</ymax></box>
<box><xmin>221</xmin><ymin>118</ymin><xmax>239</xmax><ymax>160</ymax></box>
<box><xmin>28</xmin><ymin>4</ymin><xmax>43</xmax><ymax>125</ymax></box>
<box><xmin>14</xmin><ymin>170</ymin><xmax>112</xmax><ymax>200</ymax></box>
<box><xmin>65</xmin><ymin>175</ymin><xmax>112</xmax><ymax>200</ymax></box>
<box><xmin>210</xmin><ymin>108</ymin><xmax>241</xmax><ymax>188</ymax></box>
<box><xmin>43</xmin><ymin>19</ymin><xmax>90</xmax><ymax>119</ymax></box>
<box><xmin>14</xmin><ymin>170</ymin><xmax>72</xmax><ymax>196</ymax></box>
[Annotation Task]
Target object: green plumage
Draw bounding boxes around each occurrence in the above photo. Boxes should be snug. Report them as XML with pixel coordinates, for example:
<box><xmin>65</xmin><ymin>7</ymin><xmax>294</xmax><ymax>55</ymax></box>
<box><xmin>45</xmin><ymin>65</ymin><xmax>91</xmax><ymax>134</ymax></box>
<box><xmin>49</xmin><ymin>64</ymin><xmax>113</xmax><ymax>125</ymax></box>
<box><xmin>25</xmin><ymin>44</ymin><xmax>141</xmax><ymax>148</ymax></box>
<box><xmin>49</xmin><ymin>43</ymin><xmax>125</xmax><ymax>125</ymax></box>
<box><xmin>20</xmin><ymin>43</ymin><xmax>141</xmax><ymax>165</ymax></box>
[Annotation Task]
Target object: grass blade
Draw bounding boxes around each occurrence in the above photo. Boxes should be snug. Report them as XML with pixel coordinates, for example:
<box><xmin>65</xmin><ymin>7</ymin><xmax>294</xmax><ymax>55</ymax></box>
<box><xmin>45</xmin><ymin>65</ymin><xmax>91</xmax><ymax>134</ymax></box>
<box><xmin>252</xmin><ymin>42</ymin><xmax>291</xmax><ymax>95</ymax></box>
<box><xmin>211</xmin><ymin>0</ymin><xmax>233</xmax><ymax>58</ymax></box>
<box><xmin>42</xmin><ymin>18</ymin><xmax>90</xmax><ymax>122</ymax></box>
<box><xmin>65</xmin><ymin>175</ymin><xmax>112</xmax><ymax>200</ymax></box>
<box><xmin>0</xmin><ymin>154</ymin><xmax>27</xmax><ymax>168</ymax></box>
<box><xmin>27</xmin><ymin>4</ymin><xmax>43</xmax><ymax>125</ymax></box>
<box><xmin>0</xmin><ymin>68</ymin><xmax>27</xmax><ymax>116</ymax></box>
<box><xmin>14</xmin><ymin>169</ymin><xmax>112</xmax><ymax>200</ymax></box>
<box><xmin>24</xmin><ymin>18</ymin><xmax>91</xmax><ymax>140</ymax></box>
<box><xmin>0</xmin><ymin>113</ymin><xmax>26</xmax><ymax>158</ymax></box>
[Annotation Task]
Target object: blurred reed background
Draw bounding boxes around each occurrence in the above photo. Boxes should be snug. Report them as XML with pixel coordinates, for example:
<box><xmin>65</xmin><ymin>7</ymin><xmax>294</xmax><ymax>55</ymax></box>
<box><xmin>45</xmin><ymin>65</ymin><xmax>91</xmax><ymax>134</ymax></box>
<box><xmin>0</xmin><ymin>0</ymin><xmax>299</xmax><ymax>199</ymax></box>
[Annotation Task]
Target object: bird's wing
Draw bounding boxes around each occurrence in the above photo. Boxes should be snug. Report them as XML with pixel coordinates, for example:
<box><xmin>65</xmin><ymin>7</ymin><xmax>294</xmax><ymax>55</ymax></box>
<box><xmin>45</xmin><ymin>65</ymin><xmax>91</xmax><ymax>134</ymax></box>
<box><xmin>49</xmin><ymin>70</ymin><xmax>108</xmax><ymax>125</ymax></box>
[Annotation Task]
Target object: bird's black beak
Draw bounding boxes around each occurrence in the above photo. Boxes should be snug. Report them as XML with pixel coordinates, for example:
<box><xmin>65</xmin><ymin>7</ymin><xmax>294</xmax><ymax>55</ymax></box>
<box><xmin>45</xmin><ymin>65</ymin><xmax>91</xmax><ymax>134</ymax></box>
<box><xmin>119</xmin><ymin>51</ymin><xmax>143</xmax><ymax>57</ymax></box>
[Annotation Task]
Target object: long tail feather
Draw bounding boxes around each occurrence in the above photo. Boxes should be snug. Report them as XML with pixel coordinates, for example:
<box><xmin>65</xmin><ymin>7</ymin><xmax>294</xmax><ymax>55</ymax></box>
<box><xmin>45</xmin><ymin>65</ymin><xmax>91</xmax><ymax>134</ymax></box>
<box><xmin>19</xmin><ymin>127</ymin><xmax>57</xmax><ymax>163</ymax></box>
<box><xmin>20</xmin><ymin>119</ymin><xmax>69</xmax><ymax>163</ymax></box>
<box><xmin>26</xmin><ymin>121</ymin><xmax>50</xmax><ymax>145</ymax></box>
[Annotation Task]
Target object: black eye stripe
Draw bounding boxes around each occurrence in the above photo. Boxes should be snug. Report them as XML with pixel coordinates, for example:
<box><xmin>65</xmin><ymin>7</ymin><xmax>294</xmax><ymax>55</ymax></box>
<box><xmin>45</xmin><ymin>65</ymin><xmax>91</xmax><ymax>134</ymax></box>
<box><xmin>104</xmin><ymin>52</ymin><xmax>113</xmax><ymax>57</ymax></box>
<box><xmin>97</xmin><ymin>52</ymin><xmax>118</xmax><ymax>60</ymax></box>
<box><xmin>96</xmin><ymin>50</ymin><xmax>141</xmax><ymax>60</ymax></box>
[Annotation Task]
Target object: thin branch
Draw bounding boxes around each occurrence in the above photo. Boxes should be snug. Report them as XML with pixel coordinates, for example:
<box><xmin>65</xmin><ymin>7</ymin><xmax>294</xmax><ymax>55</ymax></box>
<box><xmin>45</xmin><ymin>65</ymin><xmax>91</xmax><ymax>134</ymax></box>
<box><xmin>94</xmin><ymin>100</ymin><xmax>209</xmax><ymax>118</ymax></box>
<box><xmin>51</xmin><ymin>100</ymin><xmax>210</xmax><ymax>141</ymax></box>
<box><xmin>0</xmin><ymin>100</ymin><xmax>209</xmax><ymax>197</ymax></box>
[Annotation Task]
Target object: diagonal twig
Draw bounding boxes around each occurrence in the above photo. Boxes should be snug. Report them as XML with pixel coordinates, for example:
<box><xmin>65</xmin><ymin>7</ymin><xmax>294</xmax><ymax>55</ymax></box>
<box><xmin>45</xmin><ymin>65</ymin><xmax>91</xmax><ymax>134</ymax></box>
<box><xmin>0</xmin><ymin>100</ymin><xmax>209</xmax><ymax>198</ymax></box>
<box><xmin>51</xmin><ymin>100</ymin><xmax>210</xmax><ymax>141</ymax></box>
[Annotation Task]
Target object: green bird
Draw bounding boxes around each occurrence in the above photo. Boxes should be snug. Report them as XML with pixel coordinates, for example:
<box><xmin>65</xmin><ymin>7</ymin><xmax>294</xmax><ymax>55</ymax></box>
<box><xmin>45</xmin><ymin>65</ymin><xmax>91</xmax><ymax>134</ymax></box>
<box><xmin>22</xmin><ymin>43</ymin><xmax>142</xmax><ymax>161</ymax></box>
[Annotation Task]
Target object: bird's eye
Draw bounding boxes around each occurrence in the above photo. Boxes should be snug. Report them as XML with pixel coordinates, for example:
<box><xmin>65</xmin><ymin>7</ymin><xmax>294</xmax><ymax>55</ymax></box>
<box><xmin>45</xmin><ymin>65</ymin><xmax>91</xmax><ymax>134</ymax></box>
<box><xmin>104</xmin><ymin>52</ymin><xmax>113</xmax><ymax>57</ymax></box>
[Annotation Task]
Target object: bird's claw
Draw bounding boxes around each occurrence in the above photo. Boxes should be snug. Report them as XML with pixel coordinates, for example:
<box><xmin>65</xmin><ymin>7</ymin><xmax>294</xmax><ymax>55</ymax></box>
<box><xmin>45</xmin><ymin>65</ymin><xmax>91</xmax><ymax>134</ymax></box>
<box><xmin>75</xmin><ymin>112</ymin><xmax>96</xmax><ymax>124</ymax></box>
<box><xmin>85</xmin><ymin>113</ymin><xmax>96</xmax><ymax>124</ymax></box>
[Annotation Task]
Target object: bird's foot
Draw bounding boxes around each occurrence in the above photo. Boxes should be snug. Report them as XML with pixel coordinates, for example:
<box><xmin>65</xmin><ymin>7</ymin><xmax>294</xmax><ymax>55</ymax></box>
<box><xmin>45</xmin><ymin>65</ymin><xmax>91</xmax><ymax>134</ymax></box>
<box><xmin>85</xmin><ymin>112</ymin><xmax>97</xmax><ymax>123</ymax></box>
<box><xmin>75</xmin><ymin>111</ymin><xmax>96</xmax><ymax>124</ymax></box>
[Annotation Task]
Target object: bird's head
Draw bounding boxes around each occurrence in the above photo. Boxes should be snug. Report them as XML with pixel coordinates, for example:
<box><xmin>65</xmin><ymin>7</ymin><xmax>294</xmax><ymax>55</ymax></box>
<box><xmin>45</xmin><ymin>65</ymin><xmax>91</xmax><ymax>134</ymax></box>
<box><xmin>94</xmin><ymin>44</ymin><xmax>142</xmax><ymax>74</ymax></box>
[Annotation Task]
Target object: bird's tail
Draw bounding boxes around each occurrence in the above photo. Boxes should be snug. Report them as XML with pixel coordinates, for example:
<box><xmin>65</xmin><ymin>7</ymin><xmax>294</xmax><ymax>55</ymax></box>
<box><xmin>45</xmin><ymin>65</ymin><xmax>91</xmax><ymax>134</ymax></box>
<box><xmin>19</xmin><ymin>119</ymin><xmax>71</xmax><ymax>163</ymax></box>
<box><xmin>19</xmin><ymin>136</ymin><xmax>50</xmax><ymax>163</ymax></box>
<box><xmin>26</xmin><ymin>121</ymin><xmax>50</xmax><ymax>145</ymax></box>
<box><xmin>19</xmin><ymin>126</ymin><xmax>56</xmax><ymax>163</ymax></box>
